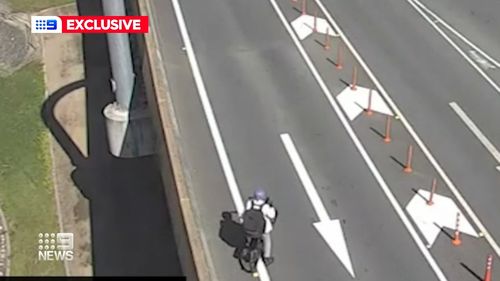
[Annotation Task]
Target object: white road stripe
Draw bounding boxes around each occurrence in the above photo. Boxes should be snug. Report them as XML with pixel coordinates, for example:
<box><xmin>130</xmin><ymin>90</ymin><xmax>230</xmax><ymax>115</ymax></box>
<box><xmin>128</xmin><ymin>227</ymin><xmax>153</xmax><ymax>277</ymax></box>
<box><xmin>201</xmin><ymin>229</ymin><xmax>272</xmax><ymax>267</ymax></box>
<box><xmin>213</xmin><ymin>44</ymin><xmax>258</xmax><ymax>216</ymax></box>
<box><xmin>313</xmin><ymin>0</ymin><xmax>500</xmax><ymax>257</ymax></box>
<box><xmin>407</xmin><ymin>0</ymin><xmax>500</xmax><ymax>94</ymax></box>
<box><xmin>171</xmin><ymin>0</ymin><xmax>271</xmax><ymax>279</ymax></box>
<box><xmin>280</xmin><ymin>133</ymin><xmax>330</xmax><ymax>222</ymax></box>
<box><xmin>268</xmin><ymin>0</ymin><xmax>447</xmax><ymax>280</ymax></box>
<box><xmin>449</xmin><ymin>102</ymin><xmax>500</xmax><ymax>168</ymax></box>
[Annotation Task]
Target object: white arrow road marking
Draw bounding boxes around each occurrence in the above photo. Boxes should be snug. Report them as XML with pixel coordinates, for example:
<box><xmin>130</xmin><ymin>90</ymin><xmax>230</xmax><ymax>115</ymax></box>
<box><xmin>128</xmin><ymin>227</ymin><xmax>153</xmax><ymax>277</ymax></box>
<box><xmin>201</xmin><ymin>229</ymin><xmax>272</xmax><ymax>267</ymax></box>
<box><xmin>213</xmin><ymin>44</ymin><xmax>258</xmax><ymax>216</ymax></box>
<box><xmin>450</xmin><ymin>102</ymin><xmax>500</xmax><ymax>171</ymax></box>
<box><xmin>406</xmin><ymin>189</ymin><xmax>479</xmax><ymax>247</ymax></box>
<box><xmin>270</xmin><ymin>0</ymin><xmax>447</xmax><ymax>279</ymax></box>
<box><xmin>469</xmin><ymin>50</ymin><xmax>496</xmax><ymax>70</ymax></box>
<box><xmin>171</xmin><ymin>0</ymin><xmax>270</xmax><ymax>279</ymax></box>
<box><xmin>280</xmin><ymin>133</ymin><xmax>355</xmax><ymax>278</ymax></box>
<box><xmin>337</xmin><ymin>86</ymin><xmax>393</xmax><ymax>121</ymax></box>
<box><xmin>311</xmin><ymin>0</ymin><xmax>500</xmax><ymax>257</ymax></box>
<box><xmin>291</xmin><ymin>14</ymin><xmax>338</xmax><ymax>40</ymax></box>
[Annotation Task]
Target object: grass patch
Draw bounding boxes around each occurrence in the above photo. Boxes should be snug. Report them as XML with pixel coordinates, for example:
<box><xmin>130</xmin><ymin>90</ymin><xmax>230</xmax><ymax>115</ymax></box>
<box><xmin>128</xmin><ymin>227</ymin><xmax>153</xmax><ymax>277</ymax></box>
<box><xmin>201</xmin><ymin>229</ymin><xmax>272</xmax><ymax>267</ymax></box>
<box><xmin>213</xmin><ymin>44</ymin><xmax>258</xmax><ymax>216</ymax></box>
<box><xmin>0</xmin><ymin>62</ymin><xmax>65</xmax><ymax>275</ymax></box>
<box><xmin>6</xmin><ymin>0</ymin><xmax>74</xmax><ymax>13</ymax></box>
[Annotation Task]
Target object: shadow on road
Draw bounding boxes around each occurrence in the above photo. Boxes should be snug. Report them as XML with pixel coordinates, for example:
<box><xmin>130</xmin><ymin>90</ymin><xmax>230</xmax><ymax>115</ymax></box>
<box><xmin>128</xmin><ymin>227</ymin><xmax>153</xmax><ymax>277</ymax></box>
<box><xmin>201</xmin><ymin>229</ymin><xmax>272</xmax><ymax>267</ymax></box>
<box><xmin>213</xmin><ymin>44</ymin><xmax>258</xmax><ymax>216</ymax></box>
<box><xmin>390</xmin><ymin>155</ymin><xmax>406</xmax><ymax>169</ymax></box>
<box><xmin>460</xmin><ymin>262</ymin><xmax>483</xmax><ymax>281</ymax></box>
<box><xmin>40</xmin><ymin>0</ymin><xmax>182</xmax><ymax>276</ymax></box>
<box><xmin>410</xmin><ymin>188</ymin><xmax>427</xmax><ymax>201</ymax></box>
<box><xmin>369</xmin><ymin>126</ymin><xmax>385</xmax><ymax>140</ymax></box>
<box><xmin>435</xmin><ymin>223</ymin><xmax>453</xmax><ymax>240</ymax></box>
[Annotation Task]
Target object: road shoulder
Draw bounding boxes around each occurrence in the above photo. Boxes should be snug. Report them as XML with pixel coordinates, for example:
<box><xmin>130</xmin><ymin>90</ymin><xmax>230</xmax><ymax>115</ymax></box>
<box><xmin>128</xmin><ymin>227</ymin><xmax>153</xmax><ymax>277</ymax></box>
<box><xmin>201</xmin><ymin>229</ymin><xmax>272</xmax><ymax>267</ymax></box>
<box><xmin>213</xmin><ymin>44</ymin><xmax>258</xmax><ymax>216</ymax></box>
<box><xmin>139</xmin><ymin>1</ymin><xmax>214</xmax><ymax>280</ymax></box>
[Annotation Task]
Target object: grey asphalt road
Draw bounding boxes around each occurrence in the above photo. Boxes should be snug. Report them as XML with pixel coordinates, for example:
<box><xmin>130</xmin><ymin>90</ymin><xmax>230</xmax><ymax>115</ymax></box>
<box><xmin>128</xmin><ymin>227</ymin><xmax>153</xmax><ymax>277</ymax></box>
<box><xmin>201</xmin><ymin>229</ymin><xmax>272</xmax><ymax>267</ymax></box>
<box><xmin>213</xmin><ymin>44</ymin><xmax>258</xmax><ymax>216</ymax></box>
<box><xmin>150</xmin><ymin>0</ymin><xmax>439</xmax><ymax>280</ymax></box>
<box><xmin>416</xmin><ymin>0</ymin><xmax>500</xmax><ymax>60</ymax></box>
<box><xmin>321</xmin><ymin>0</ymin><xmax>500</xmax><ymax>251</ymax></box>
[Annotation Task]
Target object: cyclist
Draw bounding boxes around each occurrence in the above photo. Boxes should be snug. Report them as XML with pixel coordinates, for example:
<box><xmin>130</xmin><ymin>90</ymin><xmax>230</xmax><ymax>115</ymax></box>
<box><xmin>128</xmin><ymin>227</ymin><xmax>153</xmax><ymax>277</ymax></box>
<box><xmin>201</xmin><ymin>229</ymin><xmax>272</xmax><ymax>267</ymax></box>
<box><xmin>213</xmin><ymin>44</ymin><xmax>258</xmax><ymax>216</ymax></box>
<box><xmin>242</xmin><ymin>188</ymin><xmax>277</xmax><ymax>266</ymax></box>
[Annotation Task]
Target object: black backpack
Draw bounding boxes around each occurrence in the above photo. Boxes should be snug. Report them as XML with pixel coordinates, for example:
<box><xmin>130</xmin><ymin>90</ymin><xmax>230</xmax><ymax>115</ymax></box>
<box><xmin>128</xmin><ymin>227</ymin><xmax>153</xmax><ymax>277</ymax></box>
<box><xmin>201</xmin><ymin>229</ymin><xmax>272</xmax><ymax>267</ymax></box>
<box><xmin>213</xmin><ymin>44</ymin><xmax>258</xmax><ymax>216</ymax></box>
<box><xmin>242</xmin><ymin>201</ymin><xmax>266</xmax><ymax>238</ymax></box>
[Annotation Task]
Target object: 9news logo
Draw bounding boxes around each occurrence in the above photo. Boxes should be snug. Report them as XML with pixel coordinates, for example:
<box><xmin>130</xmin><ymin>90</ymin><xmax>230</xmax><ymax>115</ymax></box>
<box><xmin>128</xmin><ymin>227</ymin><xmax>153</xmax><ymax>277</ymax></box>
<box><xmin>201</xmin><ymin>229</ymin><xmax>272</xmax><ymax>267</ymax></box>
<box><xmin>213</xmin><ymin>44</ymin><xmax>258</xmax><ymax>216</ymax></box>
<box><xmin>31</xmin><ymin>16</ymin><xmax>62</xmax><ymax>33</ymax></box>
<box><xmin>37</xmin><ymin>232</ymin><xmax>74</xmax><ymax>261</ymax></box>
<box><xmin>30</xmin><ymin>15</ymin><xmax>148</xmax><ymax>33</ymax></box>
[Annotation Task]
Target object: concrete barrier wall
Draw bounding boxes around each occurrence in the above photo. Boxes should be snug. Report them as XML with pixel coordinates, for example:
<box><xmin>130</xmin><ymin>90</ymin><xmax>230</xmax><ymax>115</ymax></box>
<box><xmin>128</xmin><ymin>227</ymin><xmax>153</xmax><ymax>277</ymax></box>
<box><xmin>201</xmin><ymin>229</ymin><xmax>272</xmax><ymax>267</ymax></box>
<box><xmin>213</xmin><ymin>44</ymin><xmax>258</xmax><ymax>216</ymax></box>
<box><xmin>132</xmin><ymin>1</ymin><xmax>213</xmax><ymax>280</ymax></box>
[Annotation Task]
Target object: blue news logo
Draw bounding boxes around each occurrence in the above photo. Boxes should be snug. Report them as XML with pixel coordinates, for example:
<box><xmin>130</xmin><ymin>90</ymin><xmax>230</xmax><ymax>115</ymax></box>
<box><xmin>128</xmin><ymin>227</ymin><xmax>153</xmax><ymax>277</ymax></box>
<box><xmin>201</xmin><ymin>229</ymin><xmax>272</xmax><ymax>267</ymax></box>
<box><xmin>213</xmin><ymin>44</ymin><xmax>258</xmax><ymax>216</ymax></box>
<box><xmin>34</xmin><ymin>19</ymin><xmax>58</xmax><ymax>31</ymax></box>
<box><xmin>31</xmin><ymin>16</ymin><xmax>62</xmax><ymax>33</ymax></box>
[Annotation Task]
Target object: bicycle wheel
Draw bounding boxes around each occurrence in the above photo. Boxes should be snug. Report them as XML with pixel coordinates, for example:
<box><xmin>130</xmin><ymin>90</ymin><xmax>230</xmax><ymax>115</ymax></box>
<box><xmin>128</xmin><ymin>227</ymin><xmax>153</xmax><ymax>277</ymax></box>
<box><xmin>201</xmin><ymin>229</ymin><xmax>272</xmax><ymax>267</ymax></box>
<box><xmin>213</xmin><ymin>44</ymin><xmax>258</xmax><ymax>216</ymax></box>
<box><xmin>248</xmin><ymin>248</ymin><xmax>261</xmax><ymax>273</ymax></box>
<box><xmin>238</xmin><ymin>247</ymin><xmax>253</xmax><ymax>273</ymax></box>
<box><xmin>238</xmin><ymin>238</ymin><xmax>262</xmax><ymax>274</ymax></box>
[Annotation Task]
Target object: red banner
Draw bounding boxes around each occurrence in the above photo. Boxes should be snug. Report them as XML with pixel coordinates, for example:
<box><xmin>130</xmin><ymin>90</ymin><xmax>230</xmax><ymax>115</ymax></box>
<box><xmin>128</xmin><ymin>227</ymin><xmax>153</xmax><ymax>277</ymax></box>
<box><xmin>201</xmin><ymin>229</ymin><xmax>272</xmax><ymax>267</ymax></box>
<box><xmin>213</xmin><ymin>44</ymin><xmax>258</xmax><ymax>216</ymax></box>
<box><xmin>59</xmin><ymin>16</ymin><xmax>149</xmax><ymax>33</ymax></box>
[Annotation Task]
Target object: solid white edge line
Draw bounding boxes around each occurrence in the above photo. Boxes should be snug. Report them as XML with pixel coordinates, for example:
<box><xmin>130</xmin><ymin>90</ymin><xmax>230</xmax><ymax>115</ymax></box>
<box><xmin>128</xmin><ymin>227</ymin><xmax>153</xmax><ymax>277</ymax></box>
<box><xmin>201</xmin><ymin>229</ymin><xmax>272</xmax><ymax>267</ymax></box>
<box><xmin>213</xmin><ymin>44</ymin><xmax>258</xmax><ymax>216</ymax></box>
<box><xmin>411</xmin><ymin>0</ymin><xmax>500</xmax><ymax>68</ymax></box>
<box><xmin>170</xmin><ymin>0</ymin><xmax>271</xmax><ymax>280</ymax></box>
<box><xmin>268</xmin><ymin>0</ymin><xmax>447</xmax><ymax>280</ymax></box>
<box><xmin>408</xmin><ymin>0</ymin><xmax>500</xmax><ymax>93</ymax></box>
<box><xmin>280</xmin><ymin>133</ymin><xmax>330</xmax><ymax>222</ymax></box>
<box><xmin>313</xmin><ymin>0</ymin><xmax>500</xmax><ymax>257</ymax></box>
<box><xmin>449</xmin><ymin>102</ymin><xmax>500</xmax><ymax>164</ymax></box>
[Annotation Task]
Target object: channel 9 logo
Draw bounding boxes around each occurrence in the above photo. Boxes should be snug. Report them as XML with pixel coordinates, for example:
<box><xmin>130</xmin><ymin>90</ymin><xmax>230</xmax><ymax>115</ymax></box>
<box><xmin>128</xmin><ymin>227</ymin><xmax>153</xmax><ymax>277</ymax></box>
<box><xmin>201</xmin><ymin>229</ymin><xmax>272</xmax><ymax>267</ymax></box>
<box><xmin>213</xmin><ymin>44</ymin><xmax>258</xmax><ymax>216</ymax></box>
<box><xmin>31</xmin><ymin>16</ymin><xmax>62</xmax><ymax>33</ymax></box>
<box><xmin>37</xmin><ymin>232</ymin><xmax>74</xmax><ymax>261</ymax></box>
<box><xmin>30</xmin><ymin>15</ymin><xmax>149</xmax><ymax>33</ymax></box>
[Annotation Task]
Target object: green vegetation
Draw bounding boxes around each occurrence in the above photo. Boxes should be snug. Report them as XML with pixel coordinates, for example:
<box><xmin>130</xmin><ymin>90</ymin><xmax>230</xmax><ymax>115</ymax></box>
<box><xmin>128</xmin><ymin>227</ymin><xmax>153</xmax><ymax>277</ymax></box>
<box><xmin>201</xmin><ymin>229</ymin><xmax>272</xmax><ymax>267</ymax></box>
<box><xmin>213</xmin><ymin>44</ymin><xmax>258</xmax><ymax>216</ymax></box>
<box><xmin>0</xmin><ymin>62</ymin><xmax>65</xmax><ymax>275</ymax></box>
<box><xmin>7</xmin><ymin>0</ymin><xmax>74</xmax><ymax>13</ymax></box>
<box><xmin>0</xmin><ymin>0</ymin><xmax>76</xmax><ymax>275</ymax></box>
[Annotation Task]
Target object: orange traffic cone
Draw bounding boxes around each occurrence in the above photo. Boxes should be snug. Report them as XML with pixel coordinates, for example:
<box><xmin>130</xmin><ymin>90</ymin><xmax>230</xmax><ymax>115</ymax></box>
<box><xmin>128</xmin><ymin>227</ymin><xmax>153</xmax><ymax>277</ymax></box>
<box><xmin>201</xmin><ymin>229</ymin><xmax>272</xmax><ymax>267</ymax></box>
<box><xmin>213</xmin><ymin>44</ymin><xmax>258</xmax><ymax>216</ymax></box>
<box><xmin>452</xmin><ymin>212</ymin><xmax>462</xmax><ymax>246</ymax></box>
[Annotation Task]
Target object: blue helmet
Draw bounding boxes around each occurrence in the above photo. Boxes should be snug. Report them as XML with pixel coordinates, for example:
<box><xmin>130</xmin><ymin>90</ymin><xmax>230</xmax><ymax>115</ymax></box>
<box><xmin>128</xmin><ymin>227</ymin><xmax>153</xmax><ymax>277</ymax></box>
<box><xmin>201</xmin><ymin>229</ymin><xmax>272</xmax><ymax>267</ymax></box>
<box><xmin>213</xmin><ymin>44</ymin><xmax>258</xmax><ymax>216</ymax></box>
<box><xmin>254</xmin><ymin>188</ymin><xmax>267</xmax><ymax>201</ymax></box>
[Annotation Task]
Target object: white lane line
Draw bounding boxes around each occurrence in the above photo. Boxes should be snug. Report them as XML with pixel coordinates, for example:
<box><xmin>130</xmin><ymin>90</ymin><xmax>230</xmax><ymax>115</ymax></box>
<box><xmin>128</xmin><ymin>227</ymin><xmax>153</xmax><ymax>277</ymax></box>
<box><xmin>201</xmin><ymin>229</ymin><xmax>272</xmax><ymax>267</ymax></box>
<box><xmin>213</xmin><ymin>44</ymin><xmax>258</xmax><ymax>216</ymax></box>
<box><xmin>449</xmin><ymin>102</ymin><xmax>500</xmax><ymax>170</ymax></box>
<box><xmin>280</xmin><ymin>133</ymin><xmax>355</xmax><ymax>278</ymax></box>
<box><xmin>314</xmin><ymin>0</ymin><xmax>500</xmax><ymax>257</ymax></box>
<box><xmin>280</xmin><ymin>134</ymin><xmax>329</xmax><ymax>222</ymax></box>
<box><xmin>267</xmin><ymin>0</ymin><xmax>447</xmax><ymax>280</ymax></box>
<box><xmin>171</xmin><ymin>0</ymin><xmax>271</xmax><ymax>279</ymax></box>
<box><xmin>407</xmin><ymin>0</ymin><xmax>500</xmax><ymax>94</ymax></box>
<box><xmin>411</xmin><ymin>0</ymin><xmax>500</xmax><ymax>68</ymax></box>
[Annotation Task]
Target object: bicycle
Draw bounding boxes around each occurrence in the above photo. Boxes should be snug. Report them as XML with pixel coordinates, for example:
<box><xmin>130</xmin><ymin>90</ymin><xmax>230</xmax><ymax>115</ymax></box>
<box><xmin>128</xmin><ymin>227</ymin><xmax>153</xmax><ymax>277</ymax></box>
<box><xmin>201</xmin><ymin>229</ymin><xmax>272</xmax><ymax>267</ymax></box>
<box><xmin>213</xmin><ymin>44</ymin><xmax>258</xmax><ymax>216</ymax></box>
<box><xmin>238</xmin><ymin>234</ymin><xmax>264</xmax><ymax>277</ymax></box>
<box><xmin>233</xmin><ymin>201</ymin><xmax>278</xmax><ymax>277</ymax></box>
